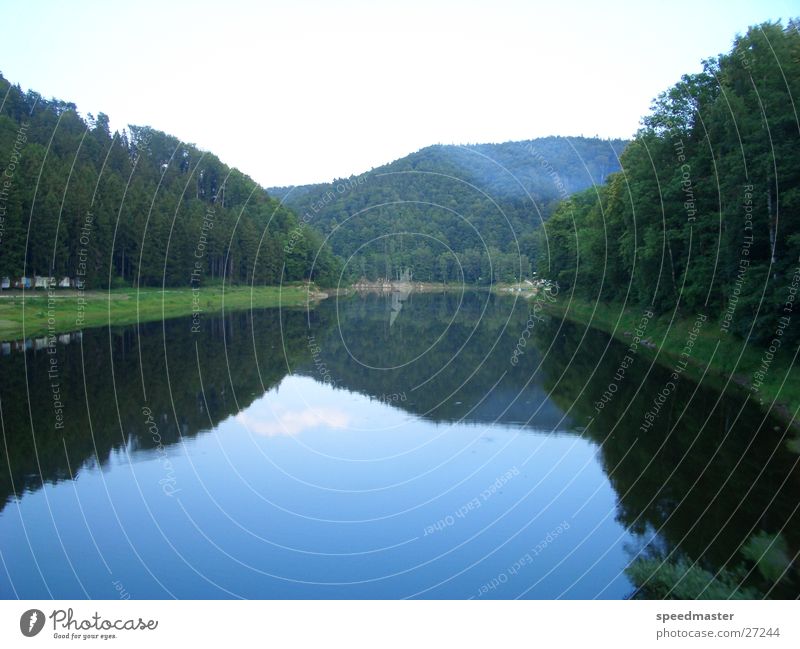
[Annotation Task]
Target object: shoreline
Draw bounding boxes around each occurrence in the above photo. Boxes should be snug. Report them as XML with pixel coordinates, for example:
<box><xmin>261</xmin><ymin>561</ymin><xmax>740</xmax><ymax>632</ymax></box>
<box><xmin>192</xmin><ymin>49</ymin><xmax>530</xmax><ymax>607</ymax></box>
<box><xmin>0</xmin><ymin>284</ymin><xmax>326</xmax><ymax>343</ymax></box>
<box><xmin>349</xmin><ymin>281</ymin><xmax>475</xmax><ymax>293</ymax></box>
<box><xmin>5</xmin><ymin>283</ymin><xmax>794</xmax><ymax>444</ymax></box>
<box><xmin>535</xmin><ymin>296</ymin><xmax>800</xmax><ymax>445</ymax></box>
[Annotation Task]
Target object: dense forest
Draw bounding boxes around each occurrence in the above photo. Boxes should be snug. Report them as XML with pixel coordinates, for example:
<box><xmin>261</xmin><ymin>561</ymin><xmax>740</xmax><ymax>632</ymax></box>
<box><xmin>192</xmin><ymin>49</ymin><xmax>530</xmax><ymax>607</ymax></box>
<box><xmin>271</xmin><ymin>137</ymin><xmax>626</xmax><ymax>284</ymax></box>
<box><xmin>0</xmin><ymin>71</ymin><xmax>630</xmax><ymax>291</ymax></box>
<box><xmin>0</xmin><ymin>73</ymin><xmax>342</xmax><ymax>288</ymax></box>
<box><xmin>536</xmin><ymin>21</ymin><xmax>800</xmax><ymax>347</ymax></box>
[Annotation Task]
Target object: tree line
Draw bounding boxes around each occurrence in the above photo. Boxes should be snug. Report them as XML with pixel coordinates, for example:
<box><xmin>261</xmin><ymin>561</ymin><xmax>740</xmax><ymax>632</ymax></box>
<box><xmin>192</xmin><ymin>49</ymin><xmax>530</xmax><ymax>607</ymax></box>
<box><xmin>536</xmin><ymin>20</ymin><xmax>800</xmax><ymax>346</ymax></box>
<box><xmin>0</xmin><ymin>74</ymin><xmax>342</xmax><ymax>288</ymax></box>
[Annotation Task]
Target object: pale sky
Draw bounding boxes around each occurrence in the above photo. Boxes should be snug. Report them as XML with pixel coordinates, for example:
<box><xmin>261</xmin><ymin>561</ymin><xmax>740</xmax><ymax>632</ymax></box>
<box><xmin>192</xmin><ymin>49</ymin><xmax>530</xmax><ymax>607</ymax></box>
<box><xmin>0</xmin><ymin>0</ymin><xmax>796</xmax><ymax>187</ymax></box>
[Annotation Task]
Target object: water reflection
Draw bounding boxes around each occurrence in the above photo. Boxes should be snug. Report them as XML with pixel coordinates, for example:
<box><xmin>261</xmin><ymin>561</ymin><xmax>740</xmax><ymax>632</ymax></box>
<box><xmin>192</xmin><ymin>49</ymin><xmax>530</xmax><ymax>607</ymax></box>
<box><xmin>0</xmin><ymin>292</ymin><xmax>797</xmax><ymax>598</ymax></box>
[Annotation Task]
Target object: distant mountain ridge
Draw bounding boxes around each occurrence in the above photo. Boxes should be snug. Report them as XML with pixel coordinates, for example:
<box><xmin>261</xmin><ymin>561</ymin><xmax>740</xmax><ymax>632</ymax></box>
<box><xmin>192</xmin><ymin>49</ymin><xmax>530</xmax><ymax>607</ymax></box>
<box><xmin>270</xmin><ymin>136</ymin><xmax>628</xmax><ymax>283</ymax></box>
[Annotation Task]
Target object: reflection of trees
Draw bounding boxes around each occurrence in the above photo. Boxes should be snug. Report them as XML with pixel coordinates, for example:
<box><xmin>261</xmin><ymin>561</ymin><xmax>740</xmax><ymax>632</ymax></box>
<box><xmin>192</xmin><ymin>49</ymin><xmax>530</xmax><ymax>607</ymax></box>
<box><xmin>531</xmin><ymin>317</ymin><xmax>800</xmax><ymax>594</ymax></box>
<box><xmin>0</xmin><ymin>292</ymin><xmax>571</xmax><ymax>512</ymax></box>
<box><xmin>296</xmin><ymin>292</ymin><xmax>569</xmax><ymax>430</ymax></box>
<box><xmin>2</xmin><ymin>294</ymin><xmax>797</xmax><ymax>596</ymax></box>
<box><xmin>0</xmin><ymin>309</ymin><xmax>312</xmax><ymax>511</ymax></box>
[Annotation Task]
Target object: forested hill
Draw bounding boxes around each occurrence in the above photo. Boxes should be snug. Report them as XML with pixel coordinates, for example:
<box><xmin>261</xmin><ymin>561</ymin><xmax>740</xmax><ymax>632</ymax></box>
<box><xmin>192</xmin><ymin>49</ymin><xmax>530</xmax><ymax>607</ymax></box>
<box><xmin>270</xmin><ymin>136</ymin><xmax>627</xmax><ymax>283</ymax></box>
<box><xmin>0</xmin><ymin>73</ymin><xmax>341</xmax><ymax>288</ymax></box>
<box><xmin>537</xmin><ymin>20</ymin><xmax>800</xmax><ymax>346</ymax></box>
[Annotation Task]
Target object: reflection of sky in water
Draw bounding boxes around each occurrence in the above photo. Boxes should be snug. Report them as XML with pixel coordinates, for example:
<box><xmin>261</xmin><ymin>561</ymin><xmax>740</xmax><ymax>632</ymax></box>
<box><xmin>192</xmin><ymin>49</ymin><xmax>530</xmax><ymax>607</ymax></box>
<box><xmin>3</xmin><ymin>292</ymin><xmax>791</xmax><ymax>600</ymax></box>
<box><xmin>0</xmin><ymin>372</ymin><xmax>635</xmax><ymax>599</ymax></box>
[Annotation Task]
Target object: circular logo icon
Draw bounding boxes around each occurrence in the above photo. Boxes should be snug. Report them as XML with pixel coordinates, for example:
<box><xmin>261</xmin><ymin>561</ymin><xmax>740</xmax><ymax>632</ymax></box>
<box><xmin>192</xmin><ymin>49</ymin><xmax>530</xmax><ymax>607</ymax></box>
<box><xmin>20</xmin><ymin>609</ymin><xmax>45</xmax><ymax>637</ymax></box>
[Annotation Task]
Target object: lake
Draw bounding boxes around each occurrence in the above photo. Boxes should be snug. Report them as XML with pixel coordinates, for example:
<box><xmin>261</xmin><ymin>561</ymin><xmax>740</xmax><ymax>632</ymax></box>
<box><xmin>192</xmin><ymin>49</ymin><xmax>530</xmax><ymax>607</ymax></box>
<box><xmin>0</xmin><ymin>291</ymin><xmax>797</xmax><ymax>599</ymax></box>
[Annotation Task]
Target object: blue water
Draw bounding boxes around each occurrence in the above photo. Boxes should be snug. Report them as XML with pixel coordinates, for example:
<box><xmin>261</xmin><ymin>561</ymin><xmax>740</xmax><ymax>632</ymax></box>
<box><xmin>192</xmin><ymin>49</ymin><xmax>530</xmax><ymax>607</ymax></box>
<box><xmin>0</xmin><ymin>292</ymin><xmax>792</xmax><ymax>598</ymax></box>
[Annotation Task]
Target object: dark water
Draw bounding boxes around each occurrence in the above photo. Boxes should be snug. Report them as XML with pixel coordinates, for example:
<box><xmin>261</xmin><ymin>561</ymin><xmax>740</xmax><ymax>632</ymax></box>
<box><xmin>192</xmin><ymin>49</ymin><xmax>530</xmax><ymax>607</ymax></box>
<box><xmin>0</xmin><ymin>292</ymin><xmax>797</xmax><ymax>599</ymax></box>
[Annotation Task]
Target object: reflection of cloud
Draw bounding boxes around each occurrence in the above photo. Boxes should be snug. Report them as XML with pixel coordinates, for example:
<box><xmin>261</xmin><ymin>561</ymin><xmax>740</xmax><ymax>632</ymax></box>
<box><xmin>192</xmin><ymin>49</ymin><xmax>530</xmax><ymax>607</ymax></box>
<box><xmin>236</xmin><ymin>406</ymin><xmax>352</xmax><ymax>437</ymax></box>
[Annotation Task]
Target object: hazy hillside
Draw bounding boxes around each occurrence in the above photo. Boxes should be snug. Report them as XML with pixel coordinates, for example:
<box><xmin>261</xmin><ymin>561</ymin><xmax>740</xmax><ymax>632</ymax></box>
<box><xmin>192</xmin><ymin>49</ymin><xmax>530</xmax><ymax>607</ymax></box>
<box><xmin>271</xmin><ymin>136</ymin><xmax>627</xmax><ymax>283</ymax></box>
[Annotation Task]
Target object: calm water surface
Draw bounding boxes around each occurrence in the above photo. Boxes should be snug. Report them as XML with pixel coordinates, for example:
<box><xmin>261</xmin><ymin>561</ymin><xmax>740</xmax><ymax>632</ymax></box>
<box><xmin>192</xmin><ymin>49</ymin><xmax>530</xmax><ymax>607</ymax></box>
<box><xmin>0</xmin><ymin>292</ymin><xmax>796</xmax><ymax>598</ymax></box>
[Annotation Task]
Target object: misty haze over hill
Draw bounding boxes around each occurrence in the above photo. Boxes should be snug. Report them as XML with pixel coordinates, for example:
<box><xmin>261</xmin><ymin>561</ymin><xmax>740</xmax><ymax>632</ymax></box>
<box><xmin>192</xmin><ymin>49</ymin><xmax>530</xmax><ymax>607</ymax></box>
<box><xmin>270</xmin><ymin>136</ymin><xmax>628</xmax><ymax>283</ymax></box>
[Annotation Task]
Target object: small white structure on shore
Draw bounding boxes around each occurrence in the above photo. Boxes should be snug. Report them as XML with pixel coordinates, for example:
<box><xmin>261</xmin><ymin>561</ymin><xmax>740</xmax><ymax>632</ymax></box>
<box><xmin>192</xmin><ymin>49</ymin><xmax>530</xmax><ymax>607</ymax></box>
<box><xmin>34</xmin><ymin>276</ymin><xmax>57</xmax><ymax>289</ymax></box>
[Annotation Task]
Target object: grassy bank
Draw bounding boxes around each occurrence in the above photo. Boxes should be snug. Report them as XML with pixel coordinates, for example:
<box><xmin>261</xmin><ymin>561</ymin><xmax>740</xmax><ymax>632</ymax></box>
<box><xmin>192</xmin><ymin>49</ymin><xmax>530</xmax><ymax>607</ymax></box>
<box><xmin>538</xmin><ymin>296</ymin><xmax>799</xmax><ymax>439</ymax></box>
<box><xmin>0</xmin><ymin>284</ymin><xmax>325</xmax><ymax>341</ymax></box>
